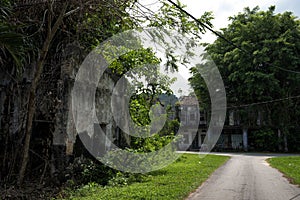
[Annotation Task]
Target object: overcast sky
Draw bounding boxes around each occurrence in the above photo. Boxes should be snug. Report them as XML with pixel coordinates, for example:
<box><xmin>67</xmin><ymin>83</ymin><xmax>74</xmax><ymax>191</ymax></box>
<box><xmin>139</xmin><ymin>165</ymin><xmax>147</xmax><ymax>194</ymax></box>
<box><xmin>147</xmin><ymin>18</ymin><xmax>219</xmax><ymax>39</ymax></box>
<box><xmin>142</xmin><ymin>0</ymin><xmax>300</xmax><ymax>43</ymax></box>
<box><xmin>139</xmin><ymin>0</ymin><xmax>300</xmax><ymax>96</ymax></box>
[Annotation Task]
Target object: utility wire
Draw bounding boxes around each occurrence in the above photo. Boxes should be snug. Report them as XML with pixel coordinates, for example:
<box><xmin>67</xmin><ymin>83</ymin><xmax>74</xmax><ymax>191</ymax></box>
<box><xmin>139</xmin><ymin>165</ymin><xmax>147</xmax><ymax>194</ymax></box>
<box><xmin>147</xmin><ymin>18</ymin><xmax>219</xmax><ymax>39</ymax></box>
<box><xmin>143</xmin><ymin>1</ymin><xmax>160</xmax><ymax>7</ymax></box>
<box><xmin>274</xmin><ymin>66</ymin><xmax>300</xmax><ymax>74</ymax></box>
<box><xmin>227</xmin><ymin>95</ymin><xmax>300</xmax><ymax>109</ymax></box>
<box><xmin>166</xmin><ymin>0</ymin><xmax>248</xmax><ymax>54</ymax></box>
<box><xmin>164</xmin><ymin>0</ymin><xmax>300</xmax><ymax>109</ymax></box>
<box><xmin>165</xmin><ymin>0</ymin><xmax>300</xmax><ymax>74</ymax></box>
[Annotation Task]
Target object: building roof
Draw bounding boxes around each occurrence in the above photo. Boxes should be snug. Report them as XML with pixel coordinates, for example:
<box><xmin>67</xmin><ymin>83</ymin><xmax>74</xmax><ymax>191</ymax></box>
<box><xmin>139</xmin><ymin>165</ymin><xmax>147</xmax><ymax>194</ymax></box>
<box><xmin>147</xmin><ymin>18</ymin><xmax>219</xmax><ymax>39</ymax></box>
<box><xmin>179</xmin><ymin>96</ymin><xmax>199</xmax><ymax>106</ymax></box>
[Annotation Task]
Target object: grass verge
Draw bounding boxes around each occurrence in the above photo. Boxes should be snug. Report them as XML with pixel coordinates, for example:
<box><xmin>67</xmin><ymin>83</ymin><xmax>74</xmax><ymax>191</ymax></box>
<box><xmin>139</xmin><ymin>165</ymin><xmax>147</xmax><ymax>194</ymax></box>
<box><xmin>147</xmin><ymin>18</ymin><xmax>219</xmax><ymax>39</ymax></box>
<box><xmin>60</xmin><ymin>154</ymin><xmax>229</xmax><ymax>200</ymax></box>
<box><xmin>267</xmin><ymin>156</ymin><xmax>300</xmax><ymax>186</ymax></box>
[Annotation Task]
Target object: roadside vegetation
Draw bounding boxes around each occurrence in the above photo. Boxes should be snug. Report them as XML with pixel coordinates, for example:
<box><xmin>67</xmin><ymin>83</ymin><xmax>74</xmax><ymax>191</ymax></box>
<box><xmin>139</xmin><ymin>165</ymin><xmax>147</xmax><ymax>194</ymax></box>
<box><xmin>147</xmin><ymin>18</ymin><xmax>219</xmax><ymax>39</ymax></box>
<box><xmin>1</xmin><ymin>0</ymin><xmax>300</xmax><ymax>198</ymax></box>
<box><xmin>58</xmin><ymin>154</ymin><xmax>229</xmax><ymax>200</ymax></box>
<box><xmin>190</xmin><ymin>6</ymin><xmax>300</xmax><ymax>153</ymax></box>
<box><xmin>267</xmin><ymin>156</ymin><xmax>300</xmax><ymax>185</ymax></box>
<box><xmin>0</xmin><ymin>0</ymin><xmax>213</xmax><ymax>191</ymax></box>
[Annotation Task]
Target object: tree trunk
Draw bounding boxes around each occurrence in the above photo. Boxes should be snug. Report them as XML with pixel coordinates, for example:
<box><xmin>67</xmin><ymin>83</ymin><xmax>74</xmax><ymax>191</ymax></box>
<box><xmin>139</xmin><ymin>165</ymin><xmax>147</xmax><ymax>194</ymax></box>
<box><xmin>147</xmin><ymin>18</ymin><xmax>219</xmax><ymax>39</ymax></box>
<box><xmin>242</xmin><ymin>127</ymin><xmax>248</xmax><ymax>151</ymax></box>
<box><xmin>278</xmin><ymin>129</ymin><xmax>283</xmax><ymax>151</ymax></box>
<box><xmin>283</xmin><ymin>131</ymin><xmax>288</xmax><ymax>153</ymax></box>
<box><xmin>18</xmin><ymin>2</ymin><xmax>68</xmax><ymax>185</ymax></box>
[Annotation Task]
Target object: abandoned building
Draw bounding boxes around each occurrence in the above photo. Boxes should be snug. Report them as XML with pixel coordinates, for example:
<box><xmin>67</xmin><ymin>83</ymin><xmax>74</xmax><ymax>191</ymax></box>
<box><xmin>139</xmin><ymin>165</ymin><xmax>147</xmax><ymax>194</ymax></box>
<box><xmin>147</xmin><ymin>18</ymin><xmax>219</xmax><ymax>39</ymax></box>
<box><xmin>177</xmin><ymin>95</ymin><xmax>270</xmax><ymax>151</ymax></box>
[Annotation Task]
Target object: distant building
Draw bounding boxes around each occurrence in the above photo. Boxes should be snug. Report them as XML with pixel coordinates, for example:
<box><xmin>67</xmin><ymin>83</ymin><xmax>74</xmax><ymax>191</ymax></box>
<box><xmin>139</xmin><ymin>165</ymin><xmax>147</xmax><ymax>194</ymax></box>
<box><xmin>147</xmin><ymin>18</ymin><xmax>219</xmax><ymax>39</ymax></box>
<box><xmin>177</xmin><ymin>95</ymin><xmax>265</xmax><ymax>151</ymax></box>
<box><xmin>177</xmin><ymin>96</ymin><xmax>207</xmax><ymax>150</ymax></box>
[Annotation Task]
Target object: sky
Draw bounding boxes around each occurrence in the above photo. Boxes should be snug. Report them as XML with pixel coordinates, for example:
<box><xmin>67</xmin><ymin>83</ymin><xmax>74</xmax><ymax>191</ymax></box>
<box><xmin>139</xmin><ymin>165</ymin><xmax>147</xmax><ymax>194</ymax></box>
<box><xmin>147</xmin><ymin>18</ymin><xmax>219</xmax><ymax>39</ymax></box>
<box><xmin>142</xmin><ymin>0</ymin><xmax>300</xmax><ymax>43</ymax></box>
<box><xmin>138</xmin><ymin>0</ymin><xmax>300</xmax><ymax>96</ymax></box>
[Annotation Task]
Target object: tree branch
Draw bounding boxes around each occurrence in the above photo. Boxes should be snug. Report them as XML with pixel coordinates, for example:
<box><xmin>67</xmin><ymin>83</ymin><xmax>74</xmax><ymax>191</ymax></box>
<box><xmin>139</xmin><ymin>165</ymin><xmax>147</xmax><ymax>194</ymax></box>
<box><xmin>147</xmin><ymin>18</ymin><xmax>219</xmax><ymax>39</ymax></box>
<box><xmin>18</xmin><ymin>1</ymin><xmax>69</xmax><ymax>186</ymax></box>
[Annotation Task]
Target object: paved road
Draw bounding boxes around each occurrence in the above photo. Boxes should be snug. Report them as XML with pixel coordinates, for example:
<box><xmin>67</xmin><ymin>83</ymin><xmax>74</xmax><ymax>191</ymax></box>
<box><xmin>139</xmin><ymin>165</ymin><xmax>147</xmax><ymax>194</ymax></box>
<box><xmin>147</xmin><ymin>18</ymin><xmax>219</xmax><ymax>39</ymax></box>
<box><xmin>186</xmin><ymin>153</ymin><xmax>300</xmax><ymax>200</ymax></box>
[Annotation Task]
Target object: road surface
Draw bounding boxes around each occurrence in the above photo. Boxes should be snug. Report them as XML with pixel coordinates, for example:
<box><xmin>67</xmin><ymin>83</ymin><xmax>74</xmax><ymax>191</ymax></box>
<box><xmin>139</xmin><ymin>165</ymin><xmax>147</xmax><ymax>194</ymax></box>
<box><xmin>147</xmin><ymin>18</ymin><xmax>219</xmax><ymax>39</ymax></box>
<box><xmin>186</xmin><ymin>153</ymin><xmax>300</xmax><ymax>200</ymax></box>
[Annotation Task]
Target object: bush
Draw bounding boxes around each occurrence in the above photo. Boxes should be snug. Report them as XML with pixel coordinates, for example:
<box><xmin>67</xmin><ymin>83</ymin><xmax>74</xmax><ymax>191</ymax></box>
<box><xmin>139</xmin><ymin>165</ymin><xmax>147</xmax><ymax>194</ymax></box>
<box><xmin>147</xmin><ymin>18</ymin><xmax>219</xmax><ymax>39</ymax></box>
<box><xmin>108</xmin><ymin>172</ymin><xmax>146</xmax><ymax>186</ymax></box>
<box><xmin>250</xmin><ymin>129</ymin><xmax>277</xmax><ymax>151</ymax></box>
<box><xmin>64</xmin><ymin>157</ymin><xmax>116</xmax><ymax>186</ymax></box>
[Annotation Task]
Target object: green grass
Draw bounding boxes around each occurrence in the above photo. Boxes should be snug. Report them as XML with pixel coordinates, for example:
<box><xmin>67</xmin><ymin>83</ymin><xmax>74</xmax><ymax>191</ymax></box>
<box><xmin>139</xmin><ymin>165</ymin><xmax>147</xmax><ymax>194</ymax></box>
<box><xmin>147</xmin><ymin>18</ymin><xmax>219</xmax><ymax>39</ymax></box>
<box><xmin>61</xmin><ymin>154</ymin><xmax>229</xmax><ymax>200</ymax></box>
<box><xmin>267</xmin><ymin>156</ymin><xmax>300</xmax><ymax>186</ymax></box>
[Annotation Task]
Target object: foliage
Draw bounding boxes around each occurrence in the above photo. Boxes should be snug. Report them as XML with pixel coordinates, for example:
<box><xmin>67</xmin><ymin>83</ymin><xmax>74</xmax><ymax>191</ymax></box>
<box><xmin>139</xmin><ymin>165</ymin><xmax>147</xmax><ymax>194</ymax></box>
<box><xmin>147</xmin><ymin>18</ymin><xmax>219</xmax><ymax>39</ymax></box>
<box><xmin>149</xmin><ymin>0</ymin><xmax>213</xmax><ymax>40</ymax></box>
<box><xmin>109</xmin><ymin>48</ymin><xmax>161</xmax><ymax>76</ymax></box>
<box><xmin>286</xmin><ymin>128</ymin><xmax>300</xmax><ymax>152</ymax></box>
<box><xmin>64</xmin><ymin>158</ymin><xmax>116</xmax><ymax>187</ymax></box>
<box><xmin>76</xmin><ymin>0</ymin><xmax>137</xmax><ymax>50</ymax></box>
<box><xmin>0</xmin><ymin>1</ymin><xmax>25</xmax><ymax>69</ymax></box>
<box><xmin>59</xmin><ymin>154</ymin><xmax>229</xmax><ymax>200</ymax></box>
<box><xmin>128</xmin><ymin>99</ymin><xmax>180</xmax><ymax>152</ymax></box>
<box><xmin>107</xmin><ymin>172</ymin><xmax>146</xmax><ymax>187</ymax></box>
<box><xmin>1</xmin><ymin>0</ymin><xmax>140</xmax><ymax>185</ymax></box>
<box><xmin>267</xmin><ymin>156</ymin><xmax>300</xmax><ymax>185</ymax></box>
<box><xmin>249</xmin><ymin>129</ymin><xmax>278</xmax><ymax>151</ymax></box>
<box><xmin>190</xmin><ymin>6</ymin><xmax>300</xmax><ymax>140</ymax></box>
<box><xmin>107</xmin><ymin>44</ymin><xmax>180</xmax><ymax>153</ymax></box>
<box><xmin>0</xmin><ymin>0</ymin><xmax>215</xmax><ymax>187</ymax></box>
<box><xmin>63</xmin><ymin>157</ymin><xmax>147</xmax><ymax>194</ymax></box>
<box><xmin>189</xmin><ymin>62</ymin><xmax>212</xmax><ymax>110</ymax></box>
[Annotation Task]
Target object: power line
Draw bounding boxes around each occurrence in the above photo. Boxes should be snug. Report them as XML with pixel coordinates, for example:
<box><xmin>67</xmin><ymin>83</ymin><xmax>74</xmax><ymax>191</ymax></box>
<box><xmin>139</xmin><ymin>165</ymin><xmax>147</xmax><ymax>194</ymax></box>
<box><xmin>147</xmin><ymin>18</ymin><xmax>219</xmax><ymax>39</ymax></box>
<box><xmin>142</xmin><ymin>1</ymin><xmax>160</xmax><ymax>7</ymax></box>
<box><xmin>166</xmin><ymin>0</ymin><xmax>248</xmax><ymax>54</ymax></box>
<box><xmin>227</xmin><ymin>95</ymin><xmax>300</xmax><ymax>109</ymax></box>
<box><xmin>137</xmin><ymin>0</ymin><xmax>300</xmax><ymax>109</ymax></box>
<box><xmin>274</xmin><ymin>66</ymin><xmax>300</xmax><ymax>74</ymax></box>
<box><xmin>148</xmin><ymin>1</ymin><xmax>300</xmax><ymax>109</ymax></box>
<box><xmin>165</xmin><ymin>0</ymin><xmax>300</xmax><ymax>74</ymax></box>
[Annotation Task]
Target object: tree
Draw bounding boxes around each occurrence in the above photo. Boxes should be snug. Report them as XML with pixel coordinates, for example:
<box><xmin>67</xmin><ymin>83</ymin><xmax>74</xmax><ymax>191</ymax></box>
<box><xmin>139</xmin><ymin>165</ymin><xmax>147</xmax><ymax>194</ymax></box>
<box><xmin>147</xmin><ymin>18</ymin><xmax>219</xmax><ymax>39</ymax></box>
<box><xmin>190</xmin><ymin>6</ymin><xmax>300</xmax><ymax>151</ymax></box>
<box><xmin>1</xmin><ymin>0</ymin><xmax>214</xmax><ymax>187</ymax></box>
<box><xmin>1</xmin><ymin>0</ymin><xmax>139</xmax><ymax>186</ymax></box>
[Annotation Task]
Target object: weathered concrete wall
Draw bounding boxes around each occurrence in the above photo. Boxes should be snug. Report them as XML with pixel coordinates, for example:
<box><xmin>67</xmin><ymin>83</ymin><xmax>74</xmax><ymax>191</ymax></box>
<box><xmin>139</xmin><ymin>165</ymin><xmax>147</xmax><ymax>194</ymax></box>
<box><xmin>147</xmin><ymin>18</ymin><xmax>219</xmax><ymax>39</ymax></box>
<box><xmin>53</xmin><ymin>67</ymin><xmax>119</xmax><ymax>158</ymax></box>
